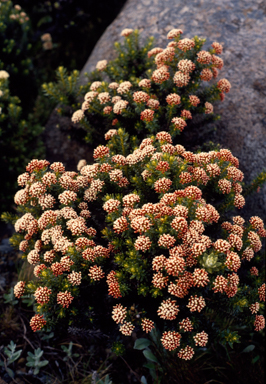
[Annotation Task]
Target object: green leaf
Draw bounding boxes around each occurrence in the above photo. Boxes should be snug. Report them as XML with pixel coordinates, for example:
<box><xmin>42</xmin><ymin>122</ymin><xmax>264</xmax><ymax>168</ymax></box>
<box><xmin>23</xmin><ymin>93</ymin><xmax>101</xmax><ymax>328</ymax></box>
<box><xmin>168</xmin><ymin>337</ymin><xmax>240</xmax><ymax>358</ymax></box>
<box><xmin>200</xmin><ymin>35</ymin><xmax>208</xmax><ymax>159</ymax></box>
<box><xmin>133</xmin><ymin>338</ymin><xmax>151</xmax><ymax>350</ymax></box>
<box><xmin>4</xmin><ymin>348</ymin><xmax>11</xmax><ymax>358</ymax></box>
<box><xmin>6</xmin><ymin>367</ymin><xmax>14</xmax><ymax>378</ymax></box>
<box><xmin>34</xmin><ymin>348</ymin><xmax>43</xmax><ymax>358</ymax></box>
<box><xmin>143</xmin><ymin>349</ymin><xmax>158</xmax><ymax>363</ymax></box>
<box><xmin>33</xmin><ymin>367</ymin><xmax>40</xmax><ymax>375</ymax></box>
<box><xmin>22</xmin><ymin>295</ymin><xmax>35</xmax><ymax>307</ymax></box>
<box><xmin>252</xmin><ymin>355</ymin><xmax>260</xmax><ymax>364</ymax></box>
<box><xmin>150</xmin><ymin>327</ymin><xmax>161</xmax><ymax>343</ymax></box>
<box><xmin>3</xmin><ymin>288</ymin><xmax>18</xmax><ymax>305</ymax></box>
<box><xmin>26</xmin><ymin>361</ymin><xmax>35</xmax><ymax>367</ymax></box>
<box><xmin>40</xmin><ymin>331</ymin><xmax>54</xmax><ymax>340</ymax></box>
<box><xmin>9</xmin><ymin>350</ymin><xmax>22</xmax><ymax>363</ymax></box>
<box><xmin>104</xmin><ymin>375</ymin><xmax>112</xmax><ymax>384</ymax></box>
<box><xmin>143</xmin><ymin>362</ymin><xmax>156</xmax><ymax>369</ymax></box>
<box><xmin>37</xmin><ymin>360</ymin><xmax>49</xmax><ymax>368</ymax></box>
<box><xmin>242</xmin><ymin>345</ymin><xmax>255</xmax><ymax>353</ymax></box>
<box><xmin>37</xmin><ymin>15</ymin><xmax>53</xmax><ymax>27</ymax></box>
<box><xmin>8</xmin><ymin>340</ymin><xmax>16</xmax><ymax>352</ymax></box>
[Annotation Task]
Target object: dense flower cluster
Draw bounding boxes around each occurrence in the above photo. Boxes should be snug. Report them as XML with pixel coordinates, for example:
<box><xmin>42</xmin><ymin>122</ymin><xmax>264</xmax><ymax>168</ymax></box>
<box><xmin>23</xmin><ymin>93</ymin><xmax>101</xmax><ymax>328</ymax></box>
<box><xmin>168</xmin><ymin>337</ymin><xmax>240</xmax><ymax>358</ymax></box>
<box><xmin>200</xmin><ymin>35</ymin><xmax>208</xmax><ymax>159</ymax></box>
<box><xmin>112</xmin><ymin>303</ymin><xmax>127</xmax><ymax>324</ymax></box>
<box><xmin>119</xmin><ymin>321</ymin><xmax>134</xmax><ymax>336</ymax></box>
<box><xmin>177</xmin><ymin>345</ymin><xmax>195</xmax><ymax>360</ymax></box>
<box><xmin>193</xmin><ymin>331</ymin><xmax>208</xmax><ymax>346</ymax></box>
<box><xmin>57</xmin><ymin>291</ymin><xmax>74</xmax><ymax>308</ymax></box>
<box><xmin>141</xmin><ymin>318</ymin><xmax>155</xmax><ymax>333</ymax></box>
<box><xmin>14</xmin><ymin>281</ymin><xmax>26</xmax><ymax>298</ymax></box>
<box><xmin>29</xmin><ymin>315</ymin><xmax>47</xmax><ymax>332</ymax></box>
<box><xmin>161</xmin><ymin>331</ymin><xmax>181</xmax><ymax>351</ymax></box>
<box><xmin>34</xmin><ymin>286</ymin><xmax>52</xmax><ymax>305</ymax></box>
<box><xmin>70</xmin><ymin>28</ymin><xmax>231</xmax><ymax>141</ymax></box>
<box><xmin>12</xmin><ymin>128</ymin><xmax>265</xmax><ymax>345</ymax></box>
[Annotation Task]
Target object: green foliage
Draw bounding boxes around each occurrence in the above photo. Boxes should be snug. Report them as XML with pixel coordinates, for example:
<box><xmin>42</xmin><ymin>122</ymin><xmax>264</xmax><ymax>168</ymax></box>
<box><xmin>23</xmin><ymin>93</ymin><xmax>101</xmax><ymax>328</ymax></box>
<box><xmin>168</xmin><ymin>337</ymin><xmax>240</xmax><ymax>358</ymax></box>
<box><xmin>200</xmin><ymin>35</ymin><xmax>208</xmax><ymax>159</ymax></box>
<box><xmin>111</xmin><ymin>341</ymin><xmax>125</xmax><ymax>356</ymax></box>
<box><xmin>26</xmin><ymin>347</ymin><xmax>49</xmax><ymax>375</ymax></box>
<box><xmin>40</xmin><ymin>329</ymin><xmax>54</xmax><ymax>341</ymax></box>
<box><xmin>1</xmin><ymin>211</ymin><xmax>19</xmax><ymax>224</ymax></box>
<box><xmin>0</xmin><ymin>0</ymin><xmax>41</xmax><ymax>115</ymax></box>
<box><xmin>61</xmin><ymin>341</ymin><xmax>80</xmax><ymax>361</ymax></box>
<box><xmin>242</xmin><ymin>344</ymin><xmax>255</xmax><ymax>353</ymax></box>
<box><xmin>21</xmin><ymin>294</ymin><xmax>35</xmax><ymax>307</ymax></box>
<box><xmin>0</xmin><ymin>75</ymin><xmax>45</xmax><ymax>211</ymax></box>
<box><xmin>3</xmin><ymin>288</ymin><xmax>18</xmax><ymax>306</ymax></box>
<box><xmin>220</xmin><ymin>329</ymin><xmax>241</xmax><ymax>350</ymax></box>
<box><xmin>0</xmin><ymin>1</ymin><xmax>32</xmax><ymax>77</ymax></box>
<box><xmin>106</xmin><ymin>30</ymin><xmax>154</xmax><ymax>81</ymax></box>
<box><xmin>0</xmin><ymin>340</ymin><xmax>22</xmax><ymax>379</ymax></box>
<box><xmin>243</xmin><ymin>170</ymin><xmax>266</xmax><ymax>197</ymax></box>
<box><xmin>133</xmin><ymin>338</ymin><xmax>151</xmax><ymax>350</ymax></box>
<box><xmin>42</xmin><ymin>66</ymin><xmax>85</xmax><ymax>107</ymax></box>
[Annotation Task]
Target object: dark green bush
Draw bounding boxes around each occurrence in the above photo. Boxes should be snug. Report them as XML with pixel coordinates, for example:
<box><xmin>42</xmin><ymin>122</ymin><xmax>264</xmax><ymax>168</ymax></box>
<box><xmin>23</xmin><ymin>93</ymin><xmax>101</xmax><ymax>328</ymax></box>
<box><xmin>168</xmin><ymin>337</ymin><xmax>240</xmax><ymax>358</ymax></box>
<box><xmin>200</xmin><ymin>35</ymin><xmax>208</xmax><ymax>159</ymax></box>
<box><xmin>0</xmin><ymin>74</ymin><xmax>45</xmax><ymax>211</ymax></box>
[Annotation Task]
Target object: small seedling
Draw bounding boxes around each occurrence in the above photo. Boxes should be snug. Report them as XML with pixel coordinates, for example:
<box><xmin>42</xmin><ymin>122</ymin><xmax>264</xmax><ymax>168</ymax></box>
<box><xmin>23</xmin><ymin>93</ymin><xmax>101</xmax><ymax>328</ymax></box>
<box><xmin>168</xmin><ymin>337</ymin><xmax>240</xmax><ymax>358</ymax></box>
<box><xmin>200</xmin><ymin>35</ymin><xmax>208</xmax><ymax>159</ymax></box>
<box><xmin>0</xmin><ymin>340</ymin><xmax>22</xmax><ymax>378</ymax></box>
<box><xmin>61</xmin><ymin>341</ymin><xmax>79</xmax><ymax>361</ymax></box>
<box><xmin>26</xmin><ymin>348</ymin><xmax>49</xmax><ymax>375</ymax></box>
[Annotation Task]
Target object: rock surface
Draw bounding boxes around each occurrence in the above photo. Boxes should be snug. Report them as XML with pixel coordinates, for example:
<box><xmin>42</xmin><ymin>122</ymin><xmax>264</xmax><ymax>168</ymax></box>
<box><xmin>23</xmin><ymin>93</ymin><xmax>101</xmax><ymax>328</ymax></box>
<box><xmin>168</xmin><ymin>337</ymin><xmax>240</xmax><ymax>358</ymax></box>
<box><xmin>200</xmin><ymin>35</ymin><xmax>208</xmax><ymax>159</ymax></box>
<box><xmin>79</xmin><ymin>0</ymin><xmax>266</xmax><ymax>221</ymax></box>
<box><xmin>45</xmin><ymin>0</ymin><xmax>266</xmax><ymax>222</ymax></box>
<box><xmin>43</xmin><ymin>108</ymin><xmax>94</xmax><ymax>172</ymax></box>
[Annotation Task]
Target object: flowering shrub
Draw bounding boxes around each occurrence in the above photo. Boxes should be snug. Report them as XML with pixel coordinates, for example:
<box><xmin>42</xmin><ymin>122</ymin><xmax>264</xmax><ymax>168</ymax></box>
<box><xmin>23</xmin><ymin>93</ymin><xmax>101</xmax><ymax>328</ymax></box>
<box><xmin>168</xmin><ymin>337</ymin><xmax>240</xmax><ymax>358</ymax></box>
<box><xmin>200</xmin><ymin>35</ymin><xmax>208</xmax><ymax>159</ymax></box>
<box><xmin>0</xmin><ymin>1</ymin><xmax>31</xmax><ymax>79</ymax></box>
<box><xmin>0</xmin><ymin>0</ymin><xmax>40</xmax><ymax>112</ymax></box>
<box><xmin>43</xmin><ymin>28</ymin><xmax>229</xmax><ymax>145</ymax></box>
<box><xmin>10</xmin><ymin>125</ymin><xmax>265</xmax><ymax>359</ymax></box>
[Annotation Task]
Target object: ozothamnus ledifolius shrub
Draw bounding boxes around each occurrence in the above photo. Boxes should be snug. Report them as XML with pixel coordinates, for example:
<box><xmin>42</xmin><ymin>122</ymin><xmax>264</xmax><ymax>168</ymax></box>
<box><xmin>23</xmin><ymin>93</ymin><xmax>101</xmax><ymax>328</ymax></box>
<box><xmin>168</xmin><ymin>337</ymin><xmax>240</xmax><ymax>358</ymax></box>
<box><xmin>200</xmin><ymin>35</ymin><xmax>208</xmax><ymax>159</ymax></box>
<box><xmin>10</xmin><ymin>125</ymin><xmax>265</xmax><ymax>361</ymax></box>
<box><xmin>43</xmin><ymin>28</ymin><xmax>229</xmax><ymax>146</ymax></box>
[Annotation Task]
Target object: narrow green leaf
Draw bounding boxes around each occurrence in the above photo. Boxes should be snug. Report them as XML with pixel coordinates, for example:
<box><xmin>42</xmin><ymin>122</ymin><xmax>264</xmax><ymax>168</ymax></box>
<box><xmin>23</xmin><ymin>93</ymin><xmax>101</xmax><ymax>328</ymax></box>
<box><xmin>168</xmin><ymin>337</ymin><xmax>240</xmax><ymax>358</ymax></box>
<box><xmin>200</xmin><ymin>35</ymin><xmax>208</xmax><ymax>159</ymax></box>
<box><xmin>6</xmin><ymin>367</ymin><xmax>14</xmax><ymax>378</ymax></box>
<box><xmin>133</xmin><ymin>338</ymin><xmax>151</xmax><ymax>350</ymax></box>
<box><xmin>143</xmin><ymin>349</ymin><xmax>158</xmax><ymax>363</ymax></box>
<box><xmin>11</xmin><ymin>350</ymin><xmax>22</xmax><ymax>361</ymax></box>
<box><xmin>8</xmin><ymin>341</ymin><xmax>16</xmax><ymax>351</ymax></box>
<box><xmin>34</xmin><ymin>348</ymin><xmax>43</xmax><ymax>358</ymax></box>
<box><xmin>143</xmin><ymin>362</ymin><xmax>156</xmax><ymax>370</ymax></box>
<box><xmin>37</xmin><ymin>15</ymin><xmax>52</xmax><ymax>27</ymax></box>
<box><xmin>252</xmin><ymin>355</ymin><xmax>260</xmax><ymax>364</ymax></box>
<box><xmin>4</xmin><ymin>349</ymin><xmax>11</xmax><ymax>358</ymax></box>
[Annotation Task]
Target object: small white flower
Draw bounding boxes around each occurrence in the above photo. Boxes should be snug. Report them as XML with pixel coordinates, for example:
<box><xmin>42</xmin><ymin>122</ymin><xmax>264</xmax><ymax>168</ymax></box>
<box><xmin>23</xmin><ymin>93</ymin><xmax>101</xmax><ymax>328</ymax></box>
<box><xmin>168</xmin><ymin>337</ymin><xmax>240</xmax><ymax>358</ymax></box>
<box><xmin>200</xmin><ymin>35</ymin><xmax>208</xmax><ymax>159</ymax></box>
<box><xmin>0</xmin><ymin>70</ymin><xmax>9</xmax><ymax>79</ymax></box>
